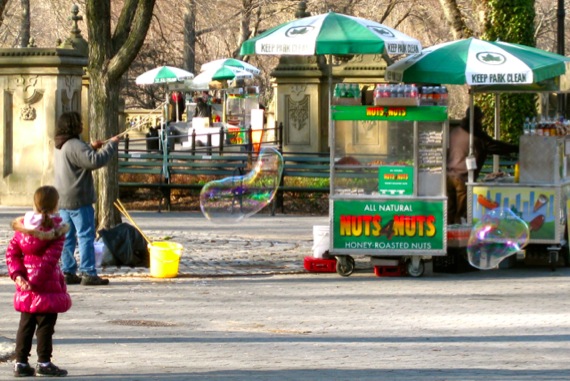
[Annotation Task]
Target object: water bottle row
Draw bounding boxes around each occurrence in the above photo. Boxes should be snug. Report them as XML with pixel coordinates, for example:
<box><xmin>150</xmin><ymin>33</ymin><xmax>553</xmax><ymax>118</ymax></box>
<box><xmin>334</xmin><ymin>83</ymin><xmax>362</xmax><ymax>99</ymax></box>
<box><xmin>372</xmin><ymin>84</ymin><xmax>448</xmax><ymax>106</ymax></box>
<box><xmin>523</xmin><ymin>115</ymin><xmax>570</xmax><ymax>136</ymax></box>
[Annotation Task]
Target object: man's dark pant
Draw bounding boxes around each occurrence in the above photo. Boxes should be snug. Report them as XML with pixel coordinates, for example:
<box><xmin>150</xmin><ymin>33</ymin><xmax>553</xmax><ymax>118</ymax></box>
<box><xmin>447</xmin><ymin>175</ymin><xmax>467</xmax><ymax>225</ymax></box>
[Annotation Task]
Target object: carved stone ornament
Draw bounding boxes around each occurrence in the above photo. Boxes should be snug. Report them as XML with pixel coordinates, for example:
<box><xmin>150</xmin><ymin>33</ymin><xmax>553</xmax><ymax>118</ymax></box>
<box><xmin>20</xmin><ymin>104</ymin><xmax>37</xmax><ymax>121</ymax></box>
<box><xmin>286</xmin><ymin>95</ymin><xmax>309</xmax><ymax>131</ymax></box>
<box><xmin>290</xmin><ymin>84</ymin><xmax>308</xmax><ymax>99</ymax></box>
<box><xmin>15</xmin><ymin>75</ymin><xmax>44</xmax><ymax>104</ymax></box>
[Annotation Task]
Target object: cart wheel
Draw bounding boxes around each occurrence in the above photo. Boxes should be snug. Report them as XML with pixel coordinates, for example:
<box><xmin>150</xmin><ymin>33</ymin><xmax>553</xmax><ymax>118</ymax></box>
<box><xmin>336</xmin><ymin>256</ymin><xmax>355</xmax><ymax>277</ymax></box>
<box><xmin>548</xmin><ymin>251</ymin><xmax>559</xmax><ymax>272</ymax></box>
<box><xmin>407</xmin><ymin>258</ymin><xmax>425</xmax><ymax>277</ymax></box>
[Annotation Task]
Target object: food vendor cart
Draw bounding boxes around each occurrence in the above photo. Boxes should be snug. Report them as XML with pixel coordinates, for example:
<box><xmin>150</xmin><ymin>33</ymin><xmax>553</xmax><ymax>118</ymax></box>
<box><xmin>384</xmin><ymin>37</ymin><xmax>570</xmax><ymax>271</ymax></box>
<box><xmin>467</xmin><ymin>92</ymin><xmax>570</xmax><ymax>270</ymax></box>
<box><xmin>329</xmin><ymin>101</ymin><xmax>449</xmax><ymax>277</ymax></box>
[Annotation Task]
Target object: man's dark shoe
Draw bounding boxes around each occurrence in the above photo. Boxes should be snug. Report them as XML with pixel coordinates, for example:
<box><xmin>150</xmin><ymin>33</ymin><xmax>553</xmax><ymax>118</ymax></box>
<box><xmin>80</xmin><ymin>274</ymin><xmax>109</xmax><ymax>286</ymax></box>
<box><xmin>14</xmin><ymin>362</ymin><xmax>35</xmax><ymax>377</ymax></box>
<box><xmin>35</xmin><ymin>362</ymin><xmax>68</xmax><ymax>377</ymax></box>
<box><xmin>64</xmin><ymin>273</ymin><xmax>81</xmax><ymax>285</ymax></box>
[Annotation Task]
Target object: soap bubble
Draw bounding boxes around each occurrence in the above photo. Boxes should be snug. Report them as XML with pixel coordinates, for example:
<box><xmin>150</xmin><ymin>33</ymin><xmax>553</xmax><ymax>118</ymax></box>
<box><xmin>200</xmin><ymin>147</ymin><xmax>284</xmax><ymax>223</ymax></box>
<box><xmin>467</xmin><ymin>208</ymin><xmax>530</xmax><ymax>270</ymax></box>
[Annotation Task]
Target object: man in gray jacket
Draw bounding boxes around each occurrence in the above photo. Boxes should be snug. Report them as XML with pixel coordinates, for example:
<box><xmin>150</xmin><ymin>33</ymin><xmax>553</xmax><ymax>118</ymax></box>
<box><xmin>54</xmin><ymin>111</ymin><xmax>120</xmax><ymax>286</ymax></box>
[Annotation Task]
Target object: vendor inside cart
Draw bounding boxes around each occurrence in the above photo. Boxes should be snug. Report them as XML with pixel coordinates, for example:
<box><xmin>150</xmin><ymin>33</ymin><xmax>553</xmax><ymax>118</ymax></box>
<box><xmin>446</xmin><ymin>106</ymin><xmax>519</xmax><ymax>224</ymax></box>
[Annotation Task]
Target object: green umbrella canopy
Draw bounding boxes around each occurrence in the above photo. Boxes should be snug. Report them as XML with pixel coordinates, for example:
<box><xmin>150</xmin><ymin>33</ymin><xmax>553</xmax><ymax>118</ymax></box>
<box><xmin>240</xmin><ymin>11</ymin><xmax>421</xmax><ymax>56</ymax></box>
<box><xmin>189</xmin><ymin>66</ymin><xmax>256</xmax><ymax>89</ymax></box>
<box><xmin>200</xmin><ymin>58</ymin><xmax>261</xmax><ymax>75</ymax></box>
<box><xmin>385</xmin><ymin>37</ymin><xmax>570</xmax><ymax>86</ymax></box>
<box><xmin>135</xmin><ymin>66</ymin><xmax>194</xmax><ymax>85</ymax></box>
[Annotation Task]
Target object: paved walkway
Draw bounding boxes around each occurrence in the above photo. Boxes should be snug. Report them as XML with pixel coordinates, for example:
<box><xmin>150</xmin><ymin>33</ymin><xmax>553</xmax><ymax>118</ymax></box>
<box><xmin>0</xmin><ymin>207</ymin><xmax>334</xmax><ymax>278</ymax></box>
<box><xmin>1</xmin><ymin>207</ymin><xmax>570</xmax><ymax>380</ymax></box>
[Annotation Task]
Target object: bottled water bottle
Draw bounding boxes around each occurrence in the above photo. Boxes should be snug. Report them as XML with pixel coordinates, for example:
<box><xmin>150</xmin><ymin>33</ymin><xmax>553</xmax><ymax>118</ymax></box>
<box><xmin>373</xmin><ymin>84</ymin><xmax>381</xmax><ymax>104</ymax></box>
<box><xmin>523</xmin><ymin>117</ymin><xmax>530</xmax><ymax>135</ymax></box>
<box><xmin>530</xmin><ymin>117</ymin><xmax>537</xmax><ymax>135</ymax></box>
<box><xmin>382</xmin><ymin>84</ymin><xmax>391</xmax><ymax>98</ymax></box>
<box><xmin>440</xmin><ymin>86</ymin><xmax>449</xmax><ymax>106</ymax></box>
<box><xmin>410</xmin><ymin>84</ymin><xmax>418</xmax><ymax>98</ymax></box>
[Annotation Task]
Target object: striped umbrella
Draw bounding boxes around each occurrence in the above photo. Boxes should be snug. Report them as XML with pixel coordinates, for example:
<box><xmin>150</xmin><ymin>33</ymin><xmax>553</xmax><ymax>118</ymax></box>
<box><xmin>200</xmin><ymin>58</ymin><xmax>260</xmax><ymax>75</ymax></box>
<box><xmin>240</xmin><ymin>11</ymin><xmax>421</xmax><ymax>56</ymax></box>
<box><xmin>386</xmin><ymin>37</ymin><xmax>570</xmax><ymax>86</ymax></box>
<box><xmin>135</xmin><ymin>66</ymin><xmax>194</xmax><ymax>85</ymax></box>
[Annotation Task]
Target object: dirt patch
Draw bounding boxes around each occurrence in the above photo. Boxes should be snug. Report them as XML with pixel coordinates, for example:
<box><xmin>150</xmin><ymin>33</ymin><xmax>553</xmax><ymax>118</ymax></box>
<box><xmin>120</xmin><ymin>188</ymin><xmax>329</xmax><ymax>215</ymax></box>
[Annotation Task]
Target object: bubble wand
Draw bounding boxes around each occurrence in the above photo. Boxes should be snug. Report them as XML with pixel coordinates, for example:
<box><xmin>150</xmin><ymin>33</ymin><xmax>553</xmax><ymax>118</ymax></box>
<box><xmin>103</xmin><ymin>102</ymin><xmax>167</xmax><ymax>143</ymax></box>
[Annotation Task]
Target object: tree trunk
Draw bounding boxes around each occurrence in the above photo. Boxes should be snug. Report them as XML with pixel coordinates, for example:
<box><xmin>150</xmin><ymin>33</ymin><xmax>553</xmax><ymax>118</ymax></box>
<box><xmin>0</xmin><ymin>0</ymin><xmax>10</xmax><ymax>29</ymax></box>
<box><xmin>19</xmin><ymin>0</ymin><xmax>30</xmax><ymax>47</ymax></box>
<box><xmin>183</xmin><ymin>0</ymin><xmax>197</xmax><ymax>72</ymax></box>
<box><xmin>86</xmin><ymin>0</ymin><xmax>155</xmax><ymax>230</ymax></box>
<box><xmin>438</xmin><ymin>0</ymin><xmax>472</xmax><ymax>39</ymax></box>
<box><xmin>89</xmin><ymin>71</ymin><xmax>121</xmax><ymax>231</ymax></box>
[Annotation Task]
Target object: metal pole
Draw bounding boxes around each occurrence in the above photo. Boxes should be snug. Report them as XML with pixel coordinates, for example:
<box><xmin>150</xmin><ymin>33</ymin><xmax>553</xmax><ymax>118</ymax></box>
<box><xmin>493</xmin><ymin>93</ymin><xmax>500</xmax><ymax>173</ymax></box>
<box><xmin>557</xmin><ymin>0</ymin><xmax>565</xmax><ymax>116</ymax></box>
<box><xmin>467</xmin><ymin>91</ymin><xmax>475</xmax><ymax>184</ymax></box>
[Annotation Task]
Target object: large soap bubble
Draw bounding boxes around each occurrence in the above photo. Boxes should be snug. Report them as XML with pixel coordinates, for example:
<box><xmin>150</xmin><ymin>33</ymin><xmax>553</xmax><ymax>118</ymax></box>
<box><xmin>467</xmin><ymin>208</ymin><xmax>530</xmax><ymax>270</ymax></box>
<box><xmin>200</xmin><ymin>147</ymin><xmax>284</xmax><ymax>223</ymax></box>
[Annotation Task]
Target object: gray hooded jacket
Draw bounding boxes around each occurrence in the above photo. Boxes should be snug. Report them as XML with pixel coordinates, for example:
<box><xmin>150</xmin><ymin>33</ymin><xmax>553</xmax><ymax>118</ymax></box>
<box><xmin>54</xmin><ymin>138</ymin><xmax>118</xmax><ymax>210</ymax></box>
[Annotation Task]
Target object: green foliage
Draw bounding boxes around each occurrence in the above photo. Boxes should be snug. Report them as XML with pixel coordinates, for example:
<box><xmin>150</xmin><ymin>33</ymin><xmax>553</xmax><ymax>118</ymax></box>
<box><xmin>476</xmin><ymin>92</ymin><xmax>537</xmax><ymax>144</ymax></box>
<box><xmin>478</xmin><ymin>0</ymin><xmax>536</xmax><ymax>143</ymax></box>
<box><xmin>485</xmin><ymin>0</ymin><xmax>535</xmax><ymax>46</ymax></box>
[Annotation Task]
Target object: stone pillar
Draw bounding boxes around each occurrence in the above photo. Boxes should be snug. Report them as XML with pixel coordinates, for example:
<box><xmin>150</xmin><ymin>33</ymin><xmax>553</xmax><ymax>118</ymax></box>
<box><xmin>271</xmin><ymin>53</ymin><xmax>389</xmax><ymax>154</ymax></box>
<box><xmin>271</xmin><ymin>56</ymin><xmax>326</xmax><ymax>152</ymax></box>
<box><xmin>0</xmin><ymin>6</ymin><xmax>88</xmax><ymax>206</ymax></box>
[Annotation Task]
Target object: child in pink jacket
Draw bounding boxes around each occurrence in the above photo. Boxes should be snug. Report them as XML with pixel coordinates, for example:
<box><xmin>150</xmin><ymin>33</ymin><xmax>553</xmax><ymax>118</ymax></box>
<box><xmin>6</xmin><ymin>186</ymin><xmax>72</xmax><ymax>377</ymax></box>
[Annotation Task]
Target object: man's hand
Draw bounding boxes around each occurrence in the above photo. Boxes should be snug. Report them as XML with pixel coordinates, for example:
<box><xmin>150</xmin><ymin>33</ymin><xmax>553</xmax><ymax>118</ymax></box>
<box><xmin>91</xmin><ymin>140</ymin><xmax>103</xmax><ymax>150</ymax></box>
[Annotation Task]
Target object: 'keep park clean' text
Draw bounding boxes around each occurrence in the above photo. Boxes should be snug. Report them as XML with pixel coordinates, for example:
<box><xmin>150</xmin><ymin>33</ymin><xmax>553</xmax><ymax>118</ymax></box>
<box><xmin>471</xmin><ymin>73</ymin><xmax>527</xmax><ymax>84</ymax></box>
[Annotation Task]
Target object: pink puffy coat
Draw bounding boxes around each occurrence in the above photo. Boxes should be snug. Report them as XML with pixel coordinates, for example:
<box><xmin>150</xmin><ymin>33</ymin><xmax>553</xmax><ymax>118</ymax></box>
<box><xmin>6</xmin><ymin>216</ymin><xmax>72</xmax><ymax>314</ymax></box>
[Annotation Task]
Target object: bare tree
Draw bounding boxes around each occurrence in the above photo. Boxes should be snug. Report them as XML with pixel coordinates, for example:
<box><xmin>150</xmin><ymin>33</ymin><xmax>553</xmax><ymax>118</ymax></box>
<box><xmin>183</xmin><ymin>0</ymin><xmax>197</xmax><ymax>72</ymax></box>
<box><xmin>86</xmin><ymin>0</ymin><xmax>155</xmax><ymax>230</ymax></box>
<box><xmin>18</xmin><ymin>0</ymin><xmax>29</xmax><ymax>47</ymax></box>
<box><xmin>0</xmin><ymin>0</ymin><xmax>9</xmax><ymax>28</ymax></box>
<box><xmin>438</xmin><ymin>0</ymin><xmax>471</xmax><ymax>39</ymax></box>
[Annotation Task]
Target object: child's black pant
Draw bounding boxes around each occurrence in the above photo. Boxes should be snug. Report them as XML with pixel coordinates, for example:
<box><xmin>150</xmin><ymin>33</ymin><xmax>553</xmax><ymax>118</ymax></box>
<box><xmin>15</xmin><ymin>312</ymin><xmax>58</xmax><ymax>364</ymax></box>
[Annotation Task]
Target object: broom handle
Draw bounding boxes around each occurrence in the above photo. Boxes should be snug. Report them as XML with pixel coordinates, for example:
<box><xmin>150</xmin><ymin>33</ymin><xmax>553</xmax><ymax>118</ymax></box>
<box><xmin>114</xmin><ymin>200</ymin><xmax>153</xmax><ymax>245</ymax></box>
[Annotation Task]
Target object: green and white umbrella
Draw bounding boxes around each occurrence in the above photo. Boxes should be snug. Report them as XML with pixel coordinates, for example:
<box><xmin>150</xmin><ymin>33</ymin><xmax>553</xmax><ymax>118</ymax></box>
<box><xmin>135</xmin><ymin>65</ymin><xmax>194</xmax><ymax>85</ymax></box>
<box><xmin>240</xmin><ymin>11</ymin><xmax>421</xmax><ymax>56</ymax></box>
<box><xmin>191</xmin><ymin>66</ymin><xmax>257</xmax><ymax>89</ymax></box>
<box><xmin>200</xmin><ymin>58</ymin><xmax>261</xmax><ymax>75</ymax></box>
<box><xmin>386</xmin><ymin>37</ymin><xmax>570</xmax><ymax>179</ymax></box>
<box><xmin>240</xmin><ymin>11</ymin><xmax>421</xmax><ymax>137</ymax></box>
<box><xmin>136</xmin><ymin>66</ymin><xmax>195</xmax><ymax>145</ymax></box>
<box><xmin>385</xmin><ymin>37</ymin><xmax>570</xmax><ymax>86</ymax></box>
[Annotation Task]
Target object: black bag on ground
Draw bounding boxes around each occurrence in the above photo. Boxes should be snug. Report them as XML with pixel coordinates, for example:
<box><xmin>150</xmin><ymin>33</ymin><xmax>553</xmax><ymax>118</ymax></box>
<box><xmin>98</xmin><ymin>223</ymin><xmax>150</xmax><ymax>268</ymax></box>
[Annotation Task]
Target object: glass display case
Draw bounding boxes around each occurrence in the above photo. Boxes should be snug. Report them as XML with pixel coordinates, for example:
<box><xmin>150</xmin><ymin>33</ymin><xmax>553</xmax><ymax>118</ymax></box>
<box><xmin>225</xmin><ymin>86</ymin><xmax>260</xmax><ymax>128</ymax></box>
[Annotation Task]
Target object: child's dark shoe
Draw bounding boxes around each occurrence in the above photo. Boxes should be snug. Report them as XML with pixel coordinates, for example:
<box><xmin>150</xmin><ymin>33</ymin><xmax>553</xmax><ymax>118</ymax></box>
<box><xmin>35</xmin><ymin>362</ymin><xmax>68</xmax><ymax>377</ymax></box>
<box><xmin>14</xmin><ymin>362</ymin><xmax>35</xmax><ymax>377</ymax></box>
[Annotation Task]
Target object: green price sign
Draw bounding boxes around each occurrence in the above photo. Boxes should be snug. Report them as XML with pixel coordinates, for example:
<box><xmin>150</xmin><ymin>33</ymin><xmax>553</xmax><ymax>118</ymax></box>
<box><xmin>378</xmin><ymin>166</ymin><xmax>414</xmax><ymax>196</ymax></box>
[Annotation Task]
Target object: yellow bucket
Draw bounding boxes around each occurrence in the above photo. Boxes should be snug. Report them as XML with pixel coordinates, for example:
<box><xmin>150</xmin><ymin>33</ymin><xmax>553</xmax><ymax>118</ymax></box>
<box><xmin>148</xmin><ymin>241</ymin><xmax>183</xmax><ymax>278</ymax></box>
